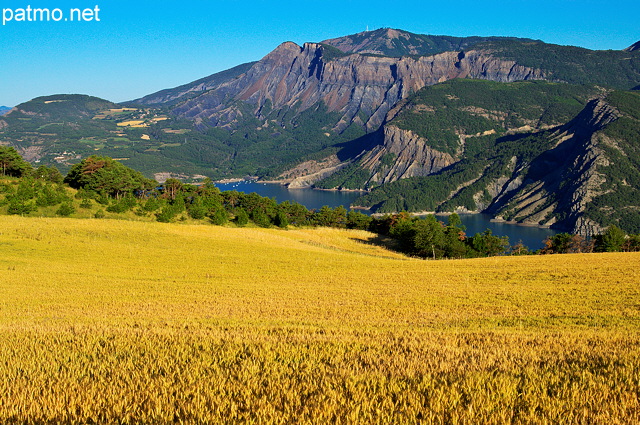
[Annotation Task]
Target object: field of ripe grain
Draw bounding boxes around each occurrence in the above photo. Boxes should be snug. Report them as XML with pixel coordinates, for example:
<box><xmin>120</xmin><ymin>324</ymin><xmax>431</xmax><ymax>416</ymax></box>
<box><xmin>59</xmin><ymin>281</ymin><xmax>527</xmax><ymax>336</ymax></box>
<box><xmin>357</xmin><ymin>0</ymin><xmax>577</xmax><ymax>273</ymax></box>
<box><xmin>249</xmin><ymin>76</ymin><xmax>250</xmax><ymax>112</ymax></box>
<box><xmin>1</xmin><ymin>216</ymin><xmax>639</xmax><ymax>424</ymax></box>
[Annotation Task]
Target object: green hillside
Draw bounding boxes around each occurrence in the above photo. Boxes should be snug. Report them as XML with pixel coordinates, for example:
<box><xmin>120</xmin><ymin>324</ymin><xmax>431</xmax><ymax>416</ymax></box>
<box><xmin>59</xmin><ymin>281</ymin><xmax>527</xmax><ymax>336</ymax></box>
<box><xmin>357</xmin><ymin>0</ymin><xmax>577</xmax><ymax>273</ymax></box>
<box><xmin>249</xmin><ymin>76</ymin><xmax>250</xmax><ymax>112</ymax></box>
<box><xmin>473</xmin><ymin>39</ymin><xmax>640</xmax><ymax>90</ymax></box>
<box><xmin>585</xmin><ymin>90</ymin><xmax>640</xmax><ymax>231</ymax></box>
<box><xmin>0</xmin><ymin>94</ymin><xmax>233</xmax><ymax>177</ymax></box>
<box><xmin>391</xmin><ymin>79</ymin><xmax>597</xmax><ymax>155</ymax></box>
<box><xmin>352</xmin><ymin>84</ymin><xmax>640</xmax><ymax>234</ymax></box>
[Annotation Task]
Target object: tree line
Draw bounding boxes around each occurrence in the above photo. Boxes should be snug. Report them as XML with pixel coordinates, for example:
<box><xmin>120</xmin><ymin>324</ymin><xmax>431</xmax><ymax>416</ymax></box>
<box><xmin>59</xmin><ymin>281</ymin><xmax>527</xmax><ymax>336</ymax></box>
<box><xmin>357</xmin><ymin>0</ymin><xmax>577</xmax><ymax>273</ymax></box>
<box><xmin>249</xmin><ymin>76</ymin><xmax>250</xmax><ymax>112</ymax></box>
<box><xmin>1</xmin><ymin>147</ymin><xmax>639</xmax><ymax>259</ymax></box>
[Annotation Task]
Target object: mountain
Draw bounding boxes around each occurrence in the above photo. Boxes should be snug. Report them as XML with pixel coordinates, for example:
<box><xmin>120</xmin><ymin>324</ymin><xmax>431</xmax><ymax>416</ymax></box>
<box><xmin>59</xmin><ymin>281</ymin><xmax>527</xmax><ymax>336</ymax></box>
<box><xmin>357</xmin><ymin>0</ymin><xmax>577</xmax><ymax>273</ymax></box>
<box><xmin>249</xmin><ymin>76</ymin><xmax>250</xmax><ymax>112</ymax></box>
<box><xmin>0</xmin><ymin>106</ymin><xmax>11</xmax><ymax>116</ymax></box>
<box><xmin>347</xmin><ymin>86</ymin><xmax>640</xmax><ymax>235</ymax></box>
<box><xmin>156</xmin><ymin>29</ymin><xmax>640</xmax><ymax>132</ymax></box>
<box><xmin>2</xmin><ymin>28</ymin><xmax>640</xmax><ymax>234</ymax></box>
<box><xmin>132</xmin><ymin>28</ymin><xmax>640</xmax><ymax>181</ymax></box>
<box><xmin>131</xmin><ymin>61</ymin><xmax>256</xmax><ymax>106</ymax></box>
<box><xmin>165</xmin><ymin>33</ymin><xmax>550</xmax><ymax>134</ymax></box>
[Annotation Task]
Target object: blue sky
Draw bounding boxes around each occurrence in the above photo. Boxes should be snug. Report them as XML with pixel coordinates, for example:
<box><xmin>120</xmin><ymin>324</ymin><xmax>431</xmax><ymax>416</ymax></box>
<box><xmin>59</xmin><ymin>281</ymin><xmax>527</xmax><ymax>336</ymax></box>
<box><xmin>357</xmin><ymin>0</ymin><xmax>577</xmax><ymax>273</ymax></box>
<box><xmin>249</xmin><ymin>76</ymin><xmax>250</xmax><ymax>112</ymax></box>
<box><xmin>1</xmin><ymin>0</ymin><xmax>638</xmax><ymax>106</ymax></box>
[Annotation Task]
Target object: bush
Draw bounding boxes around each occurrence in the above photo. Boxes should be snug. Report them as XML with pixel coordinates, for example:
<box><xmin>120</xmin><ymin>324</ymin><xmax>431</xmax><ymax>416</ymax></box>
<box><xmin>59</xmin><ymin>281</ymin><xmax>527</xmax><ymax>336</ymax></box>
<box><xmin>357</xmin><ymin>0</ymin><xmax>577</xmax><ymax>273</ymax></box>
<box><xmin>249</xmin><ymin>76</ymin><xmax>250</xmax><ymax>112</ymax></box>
<box><xmin>56</xmin><ymin>203</ymin><xmax>75</xmax><ymax>217</ymax></box>
<box><xmin>274</xmin><ymin>211</ymin><xmax>289</xmax><ymax>228</ymax></box>
<box><xmin>346</xmin><ymin>211</ymin><xmax>373</xmax><ymax>230</ymax></box>
<box><xmin>187</xmin><ymin>198</ymin><xmax>209</xmax><ymax>220</ymax></box>
<box><xmin>208</xmin><ymin>206</ymin><xmax>229</xmax><ymax>226</ymax></box>
<box><xmin>235</xmin><ymin>209</ymin><xmax>249</xmax><ymax>226</ymax></box>
<box><xmin>156</xmin><ymin>205</ymin><xmax>181</xmax><ymax>223</ymax></box>
<box><xmin>35</xmin><ymin>185</ymin><xmax>64</xmax><ymax>207</ymax></box>
<box><xmin>7</xmin><ymin>200</ymin><xmax>35</xmax><ymax>215</ymax></box>
<box><xmin>106</xmin><ymin>196</ymin><xmax>137</xmax><ymax>213</ymax></box>
<box><xmin>250</xmin><ymin>210</ymin><xmax>272</xmax><ymax>228</ymax></box>
<box><xmin>595</xmin><ymin>225</ymin><xmax>627</xmax><ymax>252</ymax></box>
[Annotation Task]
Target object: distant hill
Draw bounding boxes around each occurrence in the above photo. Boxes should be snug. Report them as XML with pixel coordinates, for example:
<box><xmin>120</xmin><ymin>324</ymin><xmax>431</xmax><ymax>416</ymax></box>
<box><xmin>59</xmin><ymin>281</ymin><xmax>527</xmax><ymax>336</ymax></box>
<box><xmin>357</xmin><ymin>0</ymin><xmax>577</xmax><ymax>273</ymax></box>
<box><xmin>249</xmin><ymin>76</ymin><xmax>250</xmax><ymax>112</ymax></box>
<box><xmin>0</xmin><ymin>106</ymin><xmax>11</xmax><ymax>116</ymax></box>
<box><xmin>0</xmin><ymin>94</ymin><xmax>218</xmax><ymax>176</ymax></box>
<box><xmin>7</xmin><ymin>94</ymin><xmax>117</xmax><ymax>120</ymax></box>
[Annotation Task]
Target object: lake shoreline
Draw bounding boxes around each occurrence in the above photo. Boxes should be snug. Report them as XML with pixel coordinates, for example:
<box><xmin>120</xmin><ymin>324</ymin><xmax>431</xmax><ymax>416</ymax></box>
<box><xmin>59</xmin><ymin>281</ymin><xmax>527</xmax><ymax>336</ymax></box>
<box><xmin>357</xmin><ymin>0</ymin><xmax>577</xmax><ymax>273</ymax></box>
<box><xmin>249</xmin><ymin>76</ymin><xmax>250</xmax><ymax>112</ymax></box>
<box><xmin>212</xmin><ymin>180</ymin><xmax>557</xmax><ymax>249</ymax></box>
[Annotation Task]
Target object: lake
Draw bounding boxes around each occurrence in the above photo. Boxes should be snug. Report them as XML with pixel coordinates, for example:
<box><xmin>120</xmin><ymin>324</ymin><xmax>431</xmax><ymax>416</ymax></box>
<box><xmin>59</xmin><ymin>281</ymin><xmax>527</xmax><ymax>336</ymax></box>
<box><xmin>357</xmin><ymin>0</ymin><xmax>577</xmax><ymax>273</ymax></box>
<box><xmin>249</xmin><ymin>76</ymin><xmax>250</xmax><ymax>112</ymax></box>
<box><xmin>214</xmin><ymin>180</ymin><xmax>556</xmax><ymax>250</ymax></box>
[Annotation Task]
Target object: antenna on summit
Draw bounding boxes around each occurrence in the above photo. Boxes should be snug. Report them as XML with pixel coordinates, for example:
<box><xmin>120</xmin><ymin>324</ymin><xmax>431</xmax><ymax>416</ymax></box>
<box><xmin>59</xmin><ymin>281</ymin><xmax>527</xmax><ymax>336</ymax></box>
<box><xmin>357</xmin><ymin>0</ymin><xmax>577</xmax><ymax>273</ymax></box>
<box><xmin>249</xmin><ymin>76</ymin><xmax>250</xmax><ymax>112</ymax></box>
<box><xmin>366</xmin><ymin>25</ymin><xmax>369</xmax><ymax>32</ymax></box>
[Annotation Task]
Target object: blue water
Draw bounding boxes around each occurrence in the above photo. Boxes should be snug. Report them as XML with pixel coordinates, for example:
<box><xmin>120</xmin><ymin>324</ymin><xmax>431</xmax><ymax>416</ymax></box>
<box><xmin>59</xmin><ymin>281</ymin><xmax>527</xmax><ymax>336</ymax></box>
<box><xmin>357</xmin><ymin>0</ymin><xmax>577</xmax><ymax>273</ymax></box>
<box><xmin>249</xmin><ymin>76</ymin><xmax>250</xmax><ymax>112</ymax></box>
<box><xmin>435</xmin><ymin>213</ymin><xmax>556</xmax><ymax>251</ymax></box>
<box><xmin>214</xmin><ymin>181</ymin><xmax>556</xmax><ymax>250</ymax></box>
<box><xmin>215</xmin><ymin>180</ymin><xmax>363</xmax><ymax>212</ymax></box>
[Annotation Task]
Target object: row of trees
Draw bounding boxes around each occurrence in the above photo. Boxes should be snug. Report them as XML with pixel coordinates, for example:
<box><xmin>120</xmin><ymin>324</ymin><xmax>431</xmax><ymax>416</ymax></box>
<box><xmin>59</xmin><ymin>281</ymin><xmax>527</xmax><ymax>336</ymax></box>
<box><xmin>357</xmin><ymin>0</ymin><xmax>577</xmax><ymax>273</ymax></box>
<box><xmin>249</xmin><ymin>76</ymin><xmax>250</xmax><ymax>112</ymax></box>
<box><xmin>373</xmin><ymin>212</ymin><xmax>640</xmax><ymax>259</ymax></box>
<box><xmin>2</xmin><ymin>151</ymin><xmax>640</xmax><ymax>259</ymax></box>
<box><xmin>540</xmin><ymin>227</ymin><xmax>640</xmax><ymax>254</ymax></box>
<box><xmin>372</xmin><ymin>213</ymin><xmax>510</xmax><ymax>259</ymax></box>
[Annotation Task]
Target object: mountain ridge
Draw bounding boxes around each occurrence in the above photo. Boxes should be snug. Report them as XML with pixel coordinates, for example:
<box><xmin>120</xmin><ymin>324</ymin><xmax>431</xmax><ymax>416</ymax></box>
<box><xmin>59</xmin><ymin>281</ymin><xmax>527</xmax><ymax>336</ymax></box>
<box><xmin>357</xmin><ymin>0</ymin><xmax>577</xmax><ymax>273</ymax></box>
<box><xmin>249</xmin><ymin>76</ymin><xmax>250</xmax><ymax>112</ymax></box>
<box><xmin>320</xmin><ymin>28</ymin><xmax>534</xmax><ymax>57</ymax></box>
<box><xmin>131</xmin><ymin>61</ymin><xmax>256</xmax><ymax>106</ymax></box>
<box><xmin>2</xmin><ymin>28</ymin><xmax>640</xmax><ymax>235</ymax></box>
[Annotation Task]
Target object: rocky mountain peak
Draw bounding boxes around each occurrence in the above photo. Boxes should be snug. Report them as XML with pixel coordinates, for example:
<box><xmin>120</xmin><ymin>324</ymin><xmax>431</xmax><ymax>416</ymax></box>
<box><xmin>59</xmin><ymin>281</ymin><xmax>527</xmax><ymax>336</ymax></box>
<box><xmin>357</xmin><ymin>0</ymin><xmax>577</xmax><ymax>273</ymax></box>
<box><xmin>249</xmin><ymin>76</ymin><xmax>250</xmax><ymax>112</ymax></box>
<box><xmin>272</xmin><ymin>41</ymin><xmax>304</xmax><ymax>54</ymax></box>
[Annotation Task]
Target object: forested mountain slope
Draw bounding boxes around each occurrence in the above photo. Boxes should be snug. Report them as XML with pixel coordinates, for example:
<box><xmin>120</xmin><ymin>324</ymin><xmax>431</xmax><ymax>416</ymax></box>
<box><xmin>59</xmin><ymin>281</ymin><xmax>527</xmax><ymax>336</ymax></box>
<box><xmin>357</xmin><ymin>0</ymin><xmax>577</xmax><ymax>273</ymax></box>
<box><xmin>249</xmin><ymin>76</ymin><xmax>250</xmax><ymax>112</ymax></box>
<box><xmin>348</xmin><ymin>88</ymin><xmax>640</xmax><ymax>235</ymax></box>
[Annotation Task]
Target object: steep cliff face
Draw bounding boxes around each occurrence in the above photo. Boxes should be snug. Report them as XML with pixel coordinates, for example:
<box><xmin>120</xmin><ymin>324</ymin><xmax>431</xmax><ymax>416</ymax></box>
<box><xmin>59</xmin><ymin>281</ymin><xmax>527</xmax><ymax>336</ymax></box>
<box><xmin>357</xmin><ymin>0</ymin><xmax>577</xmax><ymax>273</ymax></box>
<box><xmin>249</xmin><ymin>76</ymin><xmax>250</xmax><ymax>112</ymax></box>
<box><xmin>358</xmin><ymin>125</ymin><xmax>456</xmax><ymax>185</ymax></box>
<box><xmin>291</xmin><ymin>124</ymin><xmax>457</xmax><ymax>190</ymax></box>
<box><xmin>171</xmin><ymin>40</ymin><xmax>546</xmax><ymax>132</ymax></box>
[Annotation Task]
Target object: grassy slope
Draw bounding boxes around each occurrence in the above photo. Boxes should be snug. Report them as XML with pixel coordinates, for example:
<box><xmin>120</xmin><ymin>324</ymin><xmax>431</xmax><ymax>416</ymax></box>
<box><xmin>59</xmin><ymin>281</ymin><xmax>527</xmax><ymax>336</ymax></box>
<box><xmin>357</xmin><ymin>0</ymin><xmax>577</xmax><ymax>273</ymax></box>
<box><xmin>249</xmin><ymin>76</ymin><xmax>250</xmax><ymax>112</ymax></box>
<box><xmin>1</xmin><ymin>216</ymin><xmax>639</xmax><ymax>423</ymax></box>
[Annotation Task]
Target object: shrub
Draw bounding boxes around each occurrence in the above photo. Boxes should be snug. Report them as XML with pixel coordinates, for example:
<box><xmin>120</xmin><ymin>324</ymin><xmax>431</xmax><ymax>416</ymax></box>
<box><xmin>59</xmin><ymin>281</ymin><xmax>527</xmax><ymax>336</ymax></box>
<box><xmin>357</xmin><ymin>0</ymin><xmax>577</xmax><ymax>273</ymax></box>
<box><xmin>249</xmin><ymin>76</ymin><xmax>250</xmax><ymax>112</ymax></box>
<box><xmin>56</xmin><ymin>203</ymin><xmax>75</xmax><ymax>217</ymax></box>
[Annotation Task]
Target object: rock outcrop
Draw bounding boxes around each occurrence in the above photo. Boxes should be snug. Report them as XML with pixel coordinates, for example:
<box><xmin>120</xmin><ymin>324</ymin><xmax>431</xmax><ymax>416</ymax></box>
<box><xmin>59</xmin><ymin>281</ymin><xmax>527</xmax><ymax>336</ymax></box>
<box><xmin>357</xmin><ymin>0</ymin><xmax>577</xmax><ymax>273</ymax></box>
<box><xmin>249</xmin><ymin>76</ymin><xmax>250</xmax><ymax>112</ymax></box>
<box><xmin>171</xmin><ymin>40</ymin><xmax>545</xmax><ymax>132</ymax></box>
<box><xmin>488</xmin><ymin>98</ymin><xmax>621</xmax><ymax>234</ymax></box>
<box><xmin>358</xmin><ymin>125</ymin><xmax>455</xmax><ymax>185</ymax></box>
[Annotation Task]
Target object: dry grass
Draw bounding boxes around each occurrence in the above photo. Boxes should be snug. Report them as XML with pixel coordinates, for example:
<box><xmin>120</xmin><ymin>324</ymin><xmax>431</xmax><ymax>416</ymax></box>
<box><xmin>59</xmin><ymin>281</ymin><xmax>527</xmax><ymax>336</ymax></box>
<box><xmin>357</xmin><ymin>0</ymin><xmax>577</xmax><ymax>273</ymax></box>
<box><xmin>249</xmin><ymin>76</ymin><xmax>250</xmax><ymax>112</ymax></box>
<box><xmin>1</xmin><ymin>216</ymin><xmax>639</xmax><ymax>423</ymax></box>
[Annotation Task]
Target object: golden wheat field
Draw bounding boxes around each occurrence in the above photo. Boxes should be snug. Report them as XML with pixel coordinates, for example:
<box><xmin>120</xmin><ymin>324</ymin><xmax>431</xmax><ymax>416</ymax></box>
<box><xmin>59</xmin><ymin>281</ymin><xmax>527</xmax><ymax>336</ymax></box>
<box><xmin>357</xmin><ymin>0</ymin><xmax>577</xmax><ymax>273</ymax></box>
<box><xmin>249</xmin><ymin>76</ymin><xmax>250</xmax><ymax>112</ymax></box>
<box><xmin>1</xmin><ymin>215</ymin><xmax>639</xmax><ymax>424</ymax></box>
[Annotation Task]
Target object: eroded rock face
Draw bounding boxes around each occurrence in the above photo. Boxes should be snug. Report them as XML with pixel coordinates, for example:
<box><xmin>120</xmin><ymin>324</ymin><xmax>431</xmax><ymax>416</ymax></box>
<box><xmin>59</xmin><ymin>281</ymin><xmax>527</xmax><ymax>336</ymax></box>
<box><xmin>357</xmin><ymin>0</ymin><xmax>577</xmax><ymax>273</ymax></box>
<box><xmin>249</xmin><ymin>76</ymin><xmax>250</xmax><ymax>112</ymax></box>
<box><xmin>277</xmin><ymin>155</ymin><xmax>347</xmax><ymax>189</ymax></box>
<box><xmin>279</xmin><ymin>124</ymin><xmax>457</xmax><ymax>190</ymax></box>
<box><xmin>172</xmin><ymin>42</ymin><xmax>546</xmax><ymax>132</ymax></box>
<box><xmin>359</xmin><ymin>125</ymin><xmax>456</xmax><ymax>185</ymax></box>
<box><xmin>489</xmin><ymin>98</ymin><xmax>620</xmax><ymax>234</ymax></box>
